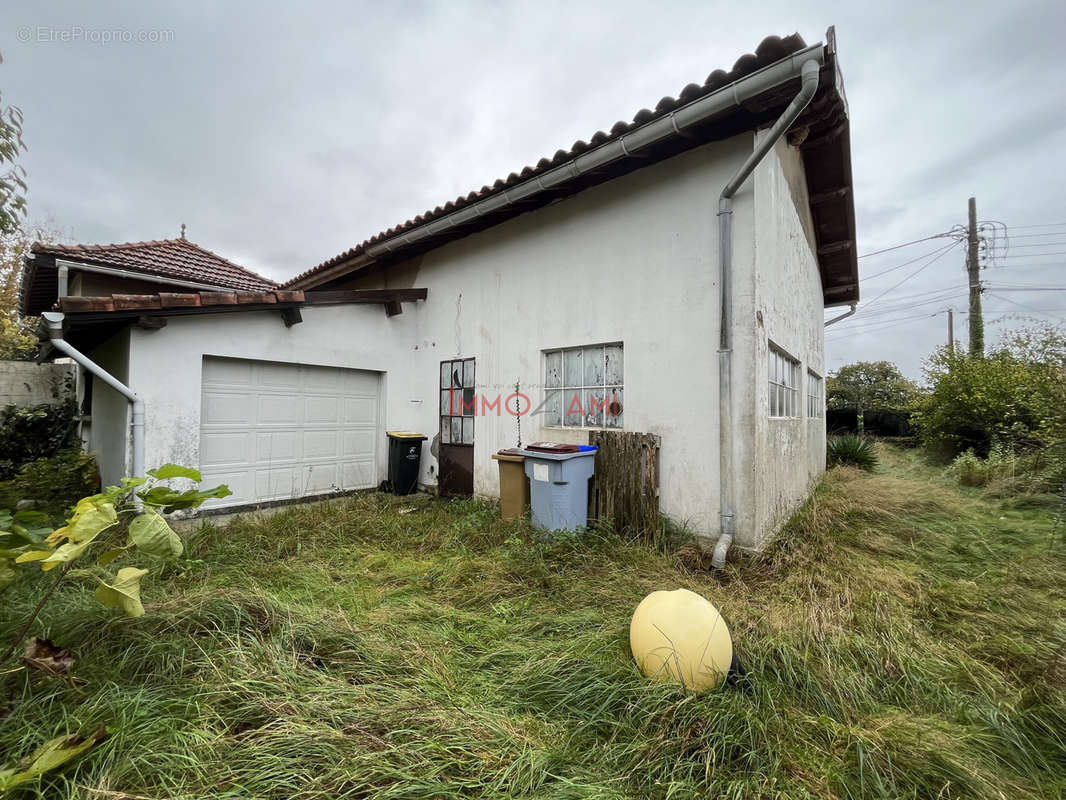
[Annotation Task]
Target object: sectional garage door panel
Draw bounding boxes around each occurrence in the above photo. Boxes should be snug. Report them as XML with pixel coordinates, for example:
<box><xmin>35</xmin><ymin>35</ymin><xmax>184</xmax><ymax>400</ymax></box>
<box><xmin>200</xmin><ymin>357</ymin><xmax>380</xmax><ymax>507</ymax></box>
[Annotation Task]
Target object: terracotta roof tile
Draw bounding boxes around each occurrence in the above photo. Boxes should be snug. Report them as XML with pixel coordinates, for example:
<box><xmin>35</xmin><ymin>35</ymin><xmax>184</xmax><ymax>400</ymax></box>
<box><xmin>33</xmin><ymin>238</ymin><xmax>276</xmax><ymax>292</ymax></box>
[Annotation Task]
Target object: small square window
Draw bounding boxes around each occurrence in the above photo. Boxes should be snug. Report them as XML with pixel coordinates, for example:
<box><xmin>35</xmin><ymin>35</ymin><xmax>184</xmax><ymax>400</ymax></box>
<box><xmin>543</xmin><ymin>344</ymin><xmax>623</xmax><ymax>429</ymax></box>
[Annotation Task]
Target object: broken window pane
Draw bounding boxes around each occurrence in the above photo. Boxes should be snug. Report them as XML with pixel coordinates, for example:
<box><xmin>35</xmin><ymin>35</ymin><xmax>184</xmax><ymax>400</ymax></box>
<box><xmin>584</xmin><ymin>388</ymin><xmax>604</xmax><ymax>427</ymax></box>
<box><xmin>605</xmin><ymin>389</ymin><xmax>623</xmax><ymax>428</ymax></box>
<box><xmin>462</xmin><ymin>359</ymin><xmax>475</xmax><ymax>388</ymax></box>
<box><xmin>545</xmin><ymin>351</ymin><xmax>562</xmax><ymax>388</ymax></box>
<box><xmin>605</xmin><ymin>344</ymin><xmax>623</xmax><ymax>385</ymax></box>
<box><xmin>563</xmin><ymin>389</ymin><xmax>583</xmax><ymax>426</ymax></box>
<box><xmin>462</xmin><ymin>388</ymin><xmax>475</xmax><ymax>416</ymax></box>
<box><xmin>584</xmin><ymin>346</ymin><xmax>604</xmax><ymax>386</ymax></box>
<box><xmin>564</xmin><ymin>349</ymin><xmax>582</xmax><ymax>389</ymax></box>
<box><xmin>543</xmin><ymin>390</ymin><xmax>562</xmax><ymax>427</ymax></box>
<box><xmin>441</xmin><ymin>417</ymin><xmax>451</xmax><ymax>443</ymax></box>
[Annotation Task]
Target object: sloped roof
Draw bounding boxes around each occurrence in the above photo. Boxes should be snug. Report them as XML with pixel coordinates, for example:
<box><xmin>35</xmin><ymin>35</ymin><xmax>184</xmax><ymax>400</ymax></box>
<box><xmin>285</xmin><ymin>29</ymin><xmax>858</xmax><ymax>305</ymax></box>
<box><xmin>33</xmin><ymin>238</ymin><xmax>276</xmax><ymax>291</ymax></box>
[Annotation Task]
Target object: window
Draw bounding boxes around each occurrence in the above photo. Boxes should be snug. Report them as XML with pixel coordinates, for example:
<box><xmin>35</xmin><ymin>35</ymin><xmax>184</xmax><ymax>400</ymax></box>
<box><xmin>543</xmin><ymin>343</ymin><xmax>623</xmax><ymax>428</ymax></box>
<box><xmin>807</xmin><ymin>369</ymin><xmax>824</xmax><ymax>419</ymax></box>
<box><xmin>440</xmin><ymin>358</ymin><xmax>475</xmax><ymax>444</ymax></box>
<box><xmin>768</xmin><ymin>344</ymin><xmax>800</xmax><ymax>418</ymax></box>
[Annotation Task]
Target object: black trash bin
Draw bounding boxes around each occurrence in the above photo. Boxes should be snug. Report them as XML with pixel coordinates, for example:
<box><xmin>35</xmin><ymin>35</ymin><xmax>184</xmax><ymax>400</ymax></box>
<box><xmin>386</xmin><ymin>431</ymin><xmax>427</xmax><ymax>495</ymax></box>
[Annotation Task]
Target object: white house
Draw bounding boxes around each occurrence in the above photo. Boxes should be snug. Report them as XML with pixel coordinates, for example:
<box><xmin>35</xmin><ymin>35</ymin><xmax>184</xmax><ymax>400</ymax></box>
<box><xmin>27</xmin><ymin>30</ymin><xmax>858</xmax><ymax>559</ymax></box>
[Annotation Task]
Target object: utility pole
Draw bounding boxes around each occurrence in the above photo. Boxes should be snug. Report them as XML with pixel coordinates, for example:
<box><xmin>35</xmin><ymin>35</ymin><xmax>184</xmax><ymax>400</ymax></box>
<box><xmin>947</xmin><ymin>308</ymin><xmax>954</xmax><ymax>355</ymax></box>
<box><xmin>966</xmin><ymin>196</ymin><xmax>984</xmax><ymax>356</ymax></box>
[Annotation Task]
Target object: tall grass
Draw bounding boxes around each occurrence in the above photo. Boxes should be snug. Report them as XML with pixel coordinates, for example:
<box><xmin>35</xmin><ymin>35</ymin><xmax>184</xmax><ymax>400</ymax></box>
<box><xmin>2</xmin><ymin>447</ymin><xmax>1065</xmax><ymax>798</ymax></box>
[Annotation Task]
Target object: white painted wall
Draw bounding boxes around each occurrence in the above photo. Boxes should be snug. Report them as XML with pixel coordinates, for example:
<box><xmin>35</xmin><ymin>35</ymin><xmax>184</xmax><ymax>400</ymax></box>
<box><xmin>84</xmin><ymin>130</ymin><xmax>826</xmax><ymax>546</ymax></box>
<box><xmin>731</xmin><ymin>134</ymin><xmax>827</xmax><ymax>550</ymax></box>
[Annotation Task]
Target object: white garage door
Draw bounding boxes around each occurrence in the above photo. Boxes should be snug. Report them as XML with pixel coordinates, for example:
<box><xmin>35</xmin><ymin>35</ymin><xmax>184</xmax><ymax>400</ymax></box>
<box><xmin>199</xmin><ymin>357</ymin><xmax>380</xmax><ymax>507</ymax></box>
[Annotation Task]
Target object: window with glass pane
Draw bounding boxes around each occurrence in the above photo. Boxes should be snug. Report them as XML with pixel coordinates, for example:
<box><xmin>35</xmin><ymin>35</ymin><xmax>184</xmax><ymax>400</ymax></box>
<box><xmin>768</xmin><ymin>344</ymin><xmax>800</xmax><ymax>418</ymax></box>
<box><xmin>807</xmin><ymin>369</ymin><xmax>824</xmax><ymax>419</ymax></box>
<box><xmin>439</xmin><ymin>358</ymin><xmax>475</xmax><ymax>445</ymax></box>
<box><xmin>543</xmin><ymin>343</ymin><xmax>623</xmax><ymax>428</ymax></box>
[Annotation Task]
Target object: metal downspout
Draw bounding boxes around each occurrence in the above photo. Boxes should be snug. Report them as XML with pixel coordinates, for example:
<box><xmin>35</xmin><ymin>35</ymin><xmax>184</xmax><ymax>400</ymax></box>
<box><xmin>824</xmin><ymin>303</ymin><xmax>857</xmax><ymax>327</ymax></box>
<box><xmin>712</xmin><ymin>58</ymin><xmax>821</xmax><ymax>570</ymax></box>
<box><xmin>41</xmin><ymin>311</ymin><xmax>144</xmax><ymax>478</ymax></box>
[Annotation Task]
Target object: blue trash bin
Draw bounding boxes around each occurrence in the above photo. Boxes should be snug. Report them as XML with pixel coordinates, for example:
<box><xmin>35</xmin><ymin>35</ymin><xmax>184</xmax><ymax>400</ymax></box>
<box><xmin>520</xmin><ymin>448</ymin><xmax>596</xmax><ymax>532</ymax></box>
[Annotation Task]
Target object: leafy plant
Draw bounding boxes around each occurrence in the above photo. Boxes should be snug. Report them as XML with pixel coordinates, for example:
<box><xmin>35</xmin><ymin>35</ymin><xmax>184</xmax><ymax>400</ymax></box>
<box><xmin>826</xmin><ymin>434</ymin><xmax>878</xmax><ymax>471</ymax></box>
<box><xmin>0</xmin><ymin>728</ymin><xmax>108</xmax><ymax>792</ymax></box>
<box><xmin>0</xmin><ymin>448</ymin><xmax>98</xmax><ymax>519</ymax></box>
<box><xmin>915</xmin><ymin>326</ymin><xmax>1066</xmax><ymax>459</ymax></box>
<box><xmin>0</xmin><ymin>463</ymin><xmax>230</xmax><ymax>665</ymax></box>
<box><xmin>0</xmin><ymin>399</ymin><xmax>80</xmax><ymax>480</ymax></box>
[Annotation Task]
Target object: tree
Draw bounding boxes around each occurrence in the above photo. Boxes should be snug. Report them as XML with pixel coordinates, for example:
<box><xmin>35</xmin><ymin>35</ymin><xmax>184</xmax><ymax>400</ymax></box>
<box><xmin>1</xmin><ymin>225</ymin><xmax>55</xmax><ymax>360</ymax></box>
<box><xmin>826</xmin><ymin>360</ymin><xmax>919</xmax><ymax>434</ymax></box>
<box><xmin>0</xmin><ymin>51</ymin><xmax>28</xmax><ymax>237</ymax></box>
<box><xmin>915</xmin><ymin>325</ymin><xmax>1066</xmax><ymax>457</ymax></box>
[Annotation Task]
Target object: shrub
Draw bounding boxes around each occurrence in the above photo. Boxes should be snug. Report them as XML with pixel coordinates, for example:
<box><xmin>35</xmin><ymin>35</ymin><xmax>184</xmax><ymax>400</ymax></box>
<box><xmin>826</xmin><ymin>434</ymin><xmax>878</xmax><ymax>471</ymax></box>
<box><xmin>0</xmin><ymin>448</ymin><xmax>99</xmax><ymax>521</ymax></box>
<box><xmin>945</xmin><ymin>442</ymin><xmax>1066</xmax><ymax>496</ymax></box>
<box><xmin>0</xmin><ymin>399</ymin><xmax>80</xmax><ymax>480</ymax></box>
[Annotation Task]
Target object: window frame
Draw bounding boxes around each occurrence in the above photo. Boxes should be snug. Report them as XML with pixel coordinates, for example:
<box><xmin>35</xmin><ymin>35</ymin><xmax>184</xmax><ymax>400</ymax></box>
<box><xmin>542</xmin><ymin>342</ymin><xmax>624</xmax><ymax>429</ymax></box>
<box><xmin>768</xmin><ymin>343</ymin><xmax>801</xmax><ymax>419</ymax></box>
<box><xmin>807</xmin><ymin>368</ymin><xmax>824</xmax><ymax>420</ymax></box>
<box><xmin>439</xmin><ymin>357</ymin><xmax>475</xmax><ymax>446</ymax></box>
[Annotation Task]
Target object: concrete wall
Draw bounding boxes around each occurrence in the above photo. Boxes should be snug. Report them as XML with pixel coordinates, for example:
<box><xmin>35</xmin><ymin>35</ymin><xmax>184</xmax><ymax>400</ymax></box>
<box><xmin>730</xmin><ymin>134</ymin><xmax>826</xmax><ymax>550</ymax></box>
<box><xmin>0</xmin><ymin>360</ymin><xmax>74</xmax><ymax>407</ymax></box>
<box><xmin>86</xmin><ymin>130</ymin><xmax>825</xmax><ymax>546</ymax></box>
<box><xmin>86</xmin><ymin>330</ymin><xmax>131</xmax><ymax>485</ymax></box>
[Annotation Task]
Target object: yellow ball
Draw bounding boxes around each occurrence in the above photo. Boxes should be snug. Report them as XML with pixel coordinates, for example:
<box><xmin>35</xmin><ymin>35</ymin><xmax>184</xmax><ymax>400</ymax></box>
<box><xmin>629</xmin><ymin>588</ymin><xmax>733</xmax><ymax>691</ymax></box>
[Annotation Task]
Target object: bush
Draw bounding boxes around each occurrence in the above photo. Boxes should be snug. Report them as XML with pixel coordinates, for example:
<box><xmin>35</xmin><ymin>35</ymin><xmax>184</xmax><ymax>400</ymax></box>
<box><xmin>826</xmin><ymin>434</ymin><xmax>878</xmax><ymax>471</ymax></box>
<box><xmin>0</xmin><ymin>399</ymin><xmax>81</xmax><ymax>480</ymax></box>
<box><xmin>915</xmin><ymin>326</ymin><xmax>1066</xmax><ymax>459</ymax></box>
<box><xmin>0</xmin><ymin>448</ymin><xmax>99</xmax><ymax>520</ymax></box>
<box><xmin>945</xmin><ymin>442</ymin><xmax>1066</xmax><ymax>496</ymax></box>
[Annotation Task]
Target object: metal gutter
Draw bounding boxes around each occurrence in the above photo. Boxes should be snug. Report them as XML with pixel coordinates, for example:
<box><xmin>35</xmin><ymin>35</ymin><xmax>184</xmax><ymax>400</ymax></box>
<box><xmin>40</xmin><ymin>311</ymin><xmax>144</xmax><ymax>478</ymax></box>
<box><xmin>712</xmin><ymin>57</ymin><xmax>821</xmax><ymax>570</ymax></box>
<box><xmin>53</xmin><ymin>257</ymin><xmax>241</xmax><ymax>293</ymax></box>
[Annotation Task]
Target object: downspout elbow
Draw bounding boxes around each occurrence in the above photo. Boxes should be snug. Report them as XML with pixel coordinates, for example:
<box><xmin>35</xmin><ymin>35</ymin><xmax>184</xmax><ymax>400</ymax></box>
<box><xmin>40</xmin><ymin>311</ymin><xmax>146</xmax><ymax>478</ymax></box>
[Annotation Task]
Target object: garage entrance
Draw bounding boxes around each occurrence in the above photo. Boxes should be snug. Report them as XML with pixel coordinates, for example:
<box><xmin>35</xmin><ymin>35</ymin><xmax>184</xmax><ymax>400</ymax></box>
<box><xmin>199</xmin><ymin>357</ymin><xmax>380</xmax><ymax>507</ymax></box>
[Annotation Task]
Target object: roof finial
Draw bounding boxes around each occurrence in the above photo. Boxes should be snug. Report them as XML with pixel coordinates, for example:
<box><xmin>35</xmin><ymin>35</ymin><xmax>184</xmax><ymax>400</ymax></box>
<box><xmin>180</xmin><ymin>223</ymin><xmax>186</xmax><ymax>240</ymax></box>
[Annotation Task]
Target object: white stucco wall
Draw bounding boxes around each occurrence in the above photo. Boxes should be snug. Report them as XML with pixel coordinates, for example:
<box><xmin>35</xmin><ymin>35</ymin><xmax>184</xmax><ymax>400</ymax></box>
<box><xmin>87</xmin><ymin>137</ymin><xmax>754</xmax><ymax>536</ymax></box>
<box><xmin>731</xmin><ymin>134</ymin><xmax>827</xmax><ymax>550</ymax></box>
<box><xmin>83</xmin><ymin>129</ymin><xmax>825</xmax><ymax>547</ymax></box>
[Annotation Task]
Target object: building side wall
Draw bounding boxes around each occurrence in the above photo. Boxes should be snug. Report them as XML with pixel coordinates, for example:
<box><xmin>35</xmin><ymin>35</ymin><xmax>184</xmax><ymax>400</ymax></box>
<box><xmin>0</xmin><ymin>361</ymin><xmax>73</xmax><ymax>407</ymax></box>
<box><xmin>121</xmin><ymin>136</ymin><xmax>758</xmax><ymax>536</ymax></box>
<box><xmin>732</xmin><ymin>135</ymin><xmax>826</xmax><ymax>551</ymax></box>
<box><xmin>87</xmin><ymin>330</ymin><xmax>132</xmax><ymax>485</ymax></box>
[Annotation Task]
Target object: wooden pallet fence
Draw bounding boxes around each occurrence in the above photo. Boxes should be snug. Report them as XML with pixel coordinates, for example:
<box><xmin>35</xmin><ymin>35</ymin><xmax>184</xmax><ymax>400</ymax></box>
<box><xmin>587</xmin><ymin>430</ymin><xmax>661</xmax><ymax>538</ymax></box>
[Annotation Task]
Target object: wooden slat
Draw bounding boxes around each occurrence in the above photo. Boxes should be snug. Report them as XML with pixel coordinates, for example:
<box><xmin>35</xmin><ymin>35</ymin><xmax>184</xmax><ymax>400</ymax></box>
<box><xmin>304</xmin><ymin>288</ymin><xmax>428</xmax><ymax>305</ymax></box>
<box><xmin>272</xmin><ymin>290</ymin><xmax>306</xmax><ymax>303</ymax></box>
<box><xmin>587</xmin><ymin>431</ymin><xmax>661</xmax><ymax>540</ymax></box>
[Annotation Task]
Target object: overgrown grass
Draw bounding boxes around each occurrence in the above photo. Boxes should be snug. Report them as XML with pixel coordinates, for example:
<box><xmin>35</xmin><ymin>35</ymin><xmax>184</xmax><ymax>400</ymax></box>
<box><xmin>3</xmin><ymin>445</ymin><xmax>1066</xmax><ymax>798</ymax></box>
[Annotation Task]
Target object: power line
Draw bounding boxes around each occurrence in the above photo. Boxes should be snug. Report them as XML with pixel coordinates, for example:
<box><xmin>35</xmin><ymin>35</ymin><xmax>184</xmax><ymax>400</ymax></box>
<box><xmin>857</xmin><ymin>232</ymin><xmax>952</xmax><ymax>259</ymax></box>
<box><xmin>983</xmin><ymin>286</ymin><xmax>1066</xmax><ymax>292</ymax></box>
<box><xmin>826</xmin><ymin>312</ymin><xmax>943</xmax><ymax>339</ymax></box>
<box><xmin>860</xmin><ymin>240</ymin><xmax>963</xmax><ymax>312</ymax></box>
<box><xmin>992</xmin><ymin>251</ymin><xmax>1066</xmax><ymax>258</ymax></box>
<box><xmin>862</xmin><ymin>241</ymin><xmax>960</xmax><ymax>281</ymax></box>
<box><xmin>1004</xmin><ymin>222</ymin><xmax>1066</xmax><ymax>229</ymax></box>
<box><xmin>986</xmin><ymin>240</ymin><xmax>1066</xmax><ymax>249</ymax></box>
<box><xmin>985</xmin><ymin>292</ymin><xmax>1066</xmax><ymax>321</ymax></box>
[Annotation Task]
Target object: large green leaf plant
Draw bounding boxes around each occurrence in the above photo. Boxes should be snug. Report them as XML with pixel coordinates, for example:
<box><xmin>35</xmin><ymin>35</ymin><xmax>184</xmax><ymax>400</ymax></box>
<box><xmin>1</xmin><ymin>464</ymin><xmax>229</xmax><ymax>662</ymax></box>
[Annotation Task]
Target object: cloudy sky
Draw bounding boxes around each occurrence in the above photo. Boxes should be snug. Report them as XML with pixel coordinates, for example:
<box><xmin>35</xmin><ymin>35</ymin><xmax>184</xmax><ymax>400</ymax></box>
<box><xmin>2</xmin><ymin>0</ymin><xmax>1064</xmax><ymax>379</ymax></box>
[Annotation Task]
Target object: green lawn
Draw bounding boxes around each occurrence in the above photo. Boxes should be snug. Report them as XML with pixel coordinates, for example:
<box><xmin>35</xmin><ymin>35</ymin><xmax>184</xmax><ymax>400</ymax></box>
<box><xmin>2</xmin><ymin>445</ymin><xmax>1065</xmax><ymax>799</ymax></box>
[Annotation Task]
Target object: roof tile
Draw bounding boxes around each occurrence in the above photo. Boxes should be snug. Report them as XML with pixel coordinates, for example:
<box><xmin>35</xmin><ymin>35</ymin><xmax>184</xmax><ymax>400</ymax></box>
<box><xmin>33</xmin><ymin>238</ymin><xmax>275</xmax><ymax>292</ymax></box>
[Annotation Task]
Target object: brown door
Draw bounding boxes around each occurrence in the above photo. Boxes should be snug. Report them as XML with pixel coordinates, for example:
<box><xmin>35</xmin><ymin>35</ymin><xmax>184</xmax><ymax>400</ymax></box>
<box><xmin>439</xmin><ymin>357</ymin><xmax>475</xmax><ymax>497</ymax></box>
